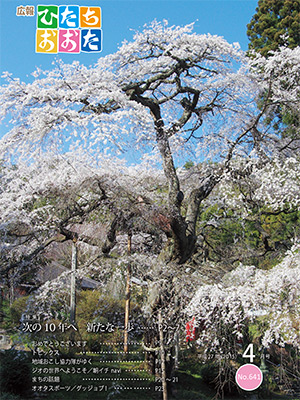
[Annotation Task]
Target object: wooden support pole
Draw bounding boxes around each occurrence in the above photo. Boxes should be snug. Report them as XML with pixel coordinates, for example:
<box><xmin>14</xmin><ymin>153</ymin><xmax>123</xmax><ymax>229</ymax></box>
<box><xmin>158</xmin><ymin>309</ymin><xmax>168</xmax><ymax>400</ymax></box>
<box><xmin>0</xmin><ymin>286</ymin><xmax>3</xmax><ymax>323</ymax></box>
<box><xmin>174</xmin><ymin>330</ymin><xmax>179</xmax><ymax>370</ymax></box>
<box><xmin>124</xmin><ymin>233</ymin><xmax>132</xmax><ymax>354</ymax></box>
<box><xmin>70</xmin><ymin>240</ymin><xmax>77</xmax><ymax>325</ymax></box>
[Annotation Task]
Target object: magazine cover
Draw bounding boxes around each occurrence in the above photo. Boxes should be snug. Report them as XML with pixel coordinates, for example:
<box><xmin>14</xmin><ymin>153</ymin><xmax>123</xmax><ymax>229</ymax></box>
<box><xmin>0</xmin><ymin>0</ymin><xmax>300</xmax><ymax>399</ymax></box>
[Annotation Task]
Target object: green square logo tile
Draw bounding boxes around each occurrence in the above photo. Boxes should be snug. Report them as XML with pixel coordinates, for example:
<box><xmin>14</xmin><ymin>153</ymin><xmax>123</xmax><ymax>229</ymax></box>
<box><xmin>37</xmin><ymin>5</ymin><xmax>58</xmax><ymax>29</ymax></box>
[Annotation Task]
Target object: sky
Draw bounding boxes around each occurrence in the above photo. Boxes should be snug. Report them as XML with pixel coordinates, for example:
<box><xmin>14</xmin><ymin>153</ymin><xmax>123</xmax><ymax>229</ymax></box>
<box><xmin>0</xmin><ymin>0</ymin><xmax>258</xmax><ymax>81</ymax></box>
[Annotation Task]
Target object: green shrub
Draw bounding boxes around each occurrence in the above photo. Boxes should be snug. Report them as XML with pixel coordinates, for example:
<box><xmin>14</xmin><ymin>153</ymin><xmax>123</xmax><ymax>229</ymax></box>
<box><xmin>200</xmin><ymin>363</ymin><xmax>219</xmax><ymax>386</ymax></box>
<box><xmin>0</xmin><ymin>349</ymin><xmax>32</xmax><ymax>397</ymax></box>
<box><xmin>3</xmin><ymin>296</ymin><xmax>29</xmax><ymax>333</ymax></box>
<box><xmin>0</xmin><ymin>393</ymin><xmax>22</xmax><ymax>400</ymax></box>
<box><xmin>76</xmin><ymin>290</ymin><xmax>142</xmax><ymax>351</ymax></box>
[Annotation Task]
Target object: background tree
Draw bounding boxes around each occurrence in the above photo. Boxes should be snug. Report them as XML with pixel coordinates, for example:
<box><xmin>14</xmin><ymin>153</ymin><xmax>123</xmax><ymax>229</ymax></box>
<box><xmin>247</xmin><ymin>0</ymin><xmax>300</xmax><ymax>56</ymax></box>
<box><xmin>247</xmin><ymin>0</ymin><xmax>300</xmax><ymax>137</ymax></box>
<box><xmin>0</xmin><ymin>154</ymin><xmax>166</xmax><ymax>297</ymax></box>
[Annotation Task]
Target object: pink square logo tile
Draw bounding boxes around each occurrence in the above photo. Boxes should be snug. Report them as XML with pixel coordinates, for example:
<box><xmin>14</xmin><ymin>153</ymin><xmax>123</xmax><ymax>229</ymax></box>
<box><xmin>58</xmin><ymin>29</ymin><xmax>80</xmax><ymax>53</ymax></box>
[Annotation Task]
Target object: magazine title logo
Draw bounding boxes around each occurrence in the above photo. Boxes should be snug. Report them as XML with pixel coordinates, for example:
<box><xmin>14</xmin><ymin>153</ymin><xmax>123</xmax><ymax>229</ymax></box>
<box><xmin>17</xmin><ymin>5</ymin><xmax>102</xmax><ymax>54</ymax></box>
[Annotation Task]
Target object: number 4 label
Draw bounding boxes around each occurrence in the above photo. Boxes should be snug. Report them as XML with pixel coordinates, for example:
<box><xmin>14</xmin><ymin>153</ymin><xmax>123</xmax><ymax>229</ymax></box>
<box><xmin>243</xmin><ymin>344</ymin><xmax>255</xmax><ymax>363</ymax></box>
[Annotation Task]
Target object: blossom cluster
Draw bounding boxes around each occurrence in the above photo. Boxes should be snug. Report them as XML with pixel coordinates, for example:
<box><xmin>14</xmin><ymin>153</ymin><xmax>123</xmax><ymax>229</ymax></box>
<box><xmin>186</xmin><ymin>243</ymin><xmax>300</xmax><ymax>352</ymax></box>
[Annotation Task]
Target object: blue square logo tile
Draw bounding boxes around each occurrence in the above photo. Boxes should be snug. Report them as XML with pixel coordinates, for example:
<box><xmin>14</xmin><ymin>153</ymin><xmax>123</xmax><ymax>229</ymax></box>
<box><xmin>59</xmin><ymin>5</ymin><xmax>79</xmax><ymax>29</ymax></box>
<box><xmin>81</xmin><ymin>29</ymin><xmax>102</xmax><ymax>52</ymax></box>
